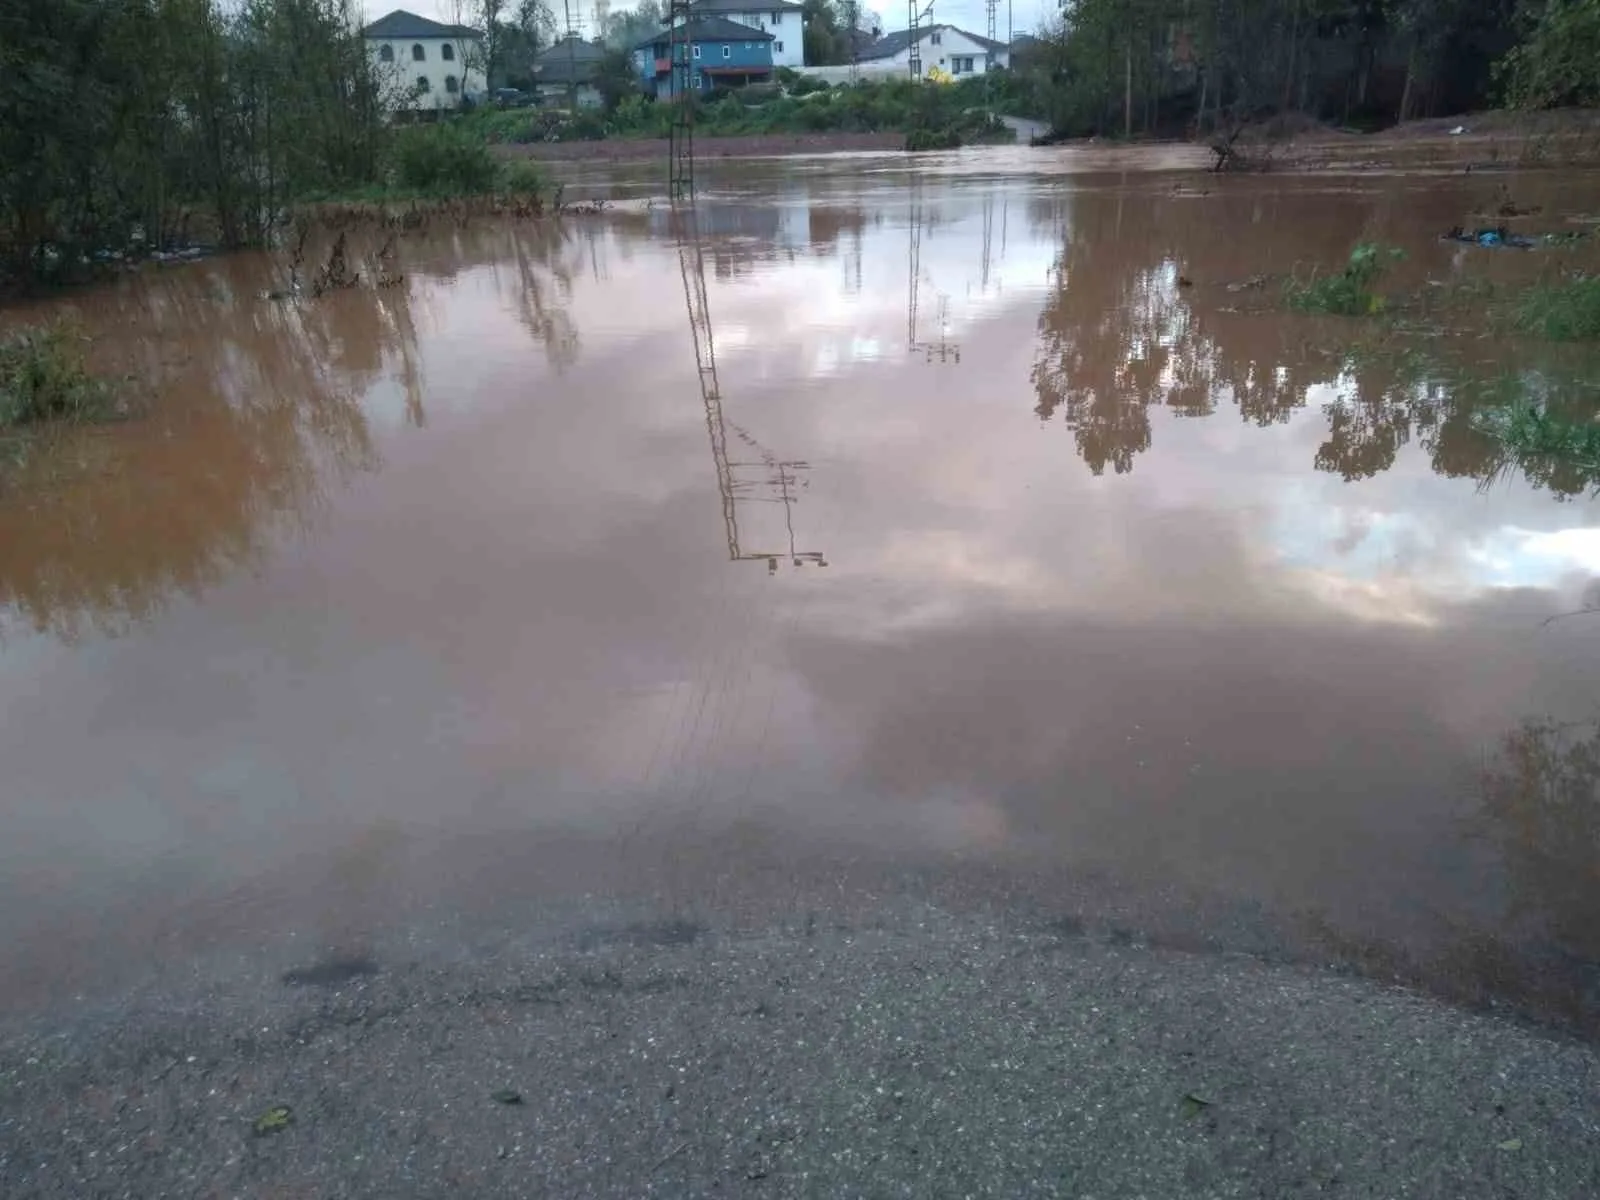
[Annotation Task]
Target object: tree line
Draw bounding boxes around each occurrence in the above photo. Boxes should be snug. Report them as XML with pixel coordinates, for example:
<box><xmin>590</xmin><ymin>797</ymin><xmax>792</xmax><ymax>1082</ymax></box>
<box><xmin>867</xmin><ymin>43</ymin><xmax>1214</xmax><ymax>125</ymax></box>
<box><xmin>1030</xmin><ymin>0</ymin><xmax>1600</xmax><ymax>138</ymax></box>
<box><xmin>0</xmin><ymin>0</ymin><xmax>395</xmax><ymax>287</ymax></box>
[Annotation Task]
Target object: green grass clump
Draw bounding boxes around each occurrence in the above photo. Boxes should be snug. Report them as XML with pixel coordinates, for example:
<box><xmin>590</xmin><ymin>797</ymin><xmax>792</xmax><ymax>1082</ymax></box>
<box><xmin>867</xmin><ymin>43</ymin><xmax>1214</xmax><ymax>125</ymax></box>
<box><xmin>1514</xmin><ymin>276</ymin><xmax>1600</xmax><ymax>341</ymax></box>
<box><xmin>1285</xmin><ymin>243</ymin><xmax>1405</xmax><ymax>316</ymax></box>
<box><xmin>0</xmin><ymin>322</ymin><xmax>111</xmax><ymax>429</ymax></box>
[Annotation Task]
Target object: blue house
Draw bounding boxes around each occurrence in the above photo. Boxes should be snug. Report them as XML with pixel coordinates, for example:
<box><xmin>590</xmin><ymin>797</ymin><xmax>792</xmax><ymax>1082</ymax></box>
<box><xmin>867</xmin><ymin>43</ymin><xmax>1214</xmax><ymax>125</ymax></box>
<box><xmin>633</xmin><ymin>17</ymin><xmax>775</xmax><ymax>98</ymax></box>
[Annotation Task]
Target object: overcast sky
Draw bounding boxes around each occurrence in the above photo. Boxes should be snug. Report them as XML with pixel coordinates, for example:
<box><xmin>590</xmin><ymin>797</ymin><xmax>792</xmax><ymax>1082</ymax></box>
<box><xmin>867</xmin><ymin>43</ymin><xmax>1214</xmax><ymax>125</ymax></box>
<box><xmin>392</xmin><ymin>0</ymin><xmax>1055</xmax><ymax>40</ymax></box>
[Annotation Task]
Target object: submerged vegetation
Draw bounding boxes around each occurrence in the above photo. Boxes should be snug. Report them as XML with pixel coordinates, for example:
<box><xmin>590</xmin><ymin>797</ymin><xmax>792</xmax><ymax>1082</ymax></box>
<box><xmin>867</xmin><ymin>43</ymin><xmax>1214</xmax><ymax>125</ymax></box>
<box><xmin>0</xmin><ymin>323</ymin><xmax>112</xmax><ymax>431</ymax></box>
<box><xmin>1513</xmin><ymin>276</ymin><xmax>1600</xmax><ymax>341</ymax></box>
<box><xmin>1285</xmin><ymin>244</ymin><xmax>1406</xmax><ymax>316</ymax></box>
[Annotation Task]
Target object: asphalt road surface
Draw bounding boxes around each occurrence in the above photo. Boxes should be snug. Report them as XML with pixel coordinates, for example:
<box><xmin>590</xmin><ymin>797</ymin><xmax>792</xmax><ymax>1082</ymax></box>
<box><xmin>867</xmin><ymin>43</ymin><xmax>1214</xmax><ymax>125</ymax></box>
<box><xmin>4</xmin><ymin>897</ymin><xmax>1599</xmax><ymax>1199</ymax></box>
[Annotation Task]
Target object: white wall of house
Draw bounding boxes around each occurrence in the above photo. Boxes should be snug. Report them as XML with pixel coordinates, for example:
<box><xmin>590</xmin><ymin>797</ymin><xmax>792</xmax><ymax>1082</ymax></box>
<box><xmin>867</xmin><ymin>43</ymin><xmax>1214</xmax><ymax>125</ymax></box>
<box><xmin>866</xmin><ymin>26</ymin><xmax>1009</xmax><ymax>77</ymax></box>
<box><xmin>367</xmin><ymin>34</ymin><xmax>484</xmax><ymax>109</ymax></box>
<box><xmin>670</xmin><ymin>9</ymin><xmax>803</xmax><ymax>67</ymax></box>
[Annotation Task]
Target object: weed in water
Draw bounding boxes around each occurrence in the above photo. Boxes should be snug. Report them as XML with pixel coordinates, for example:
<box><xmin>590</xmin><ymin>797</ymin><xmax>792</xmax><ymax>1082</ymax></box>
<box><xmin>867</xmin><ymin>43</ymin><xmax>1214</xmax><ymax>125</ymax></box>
<box><xmin>1514</xmin><ymin>276</ymin><xmax>1600</xmax><ymax>341</ymax></box>
<box><xmin>0</xmin><ymin>322</ymin><xmax>112</xmax><ymax>429</ymax></box>
<box><xmin>1285</xmin><ymin>243</ymin><xmax>1405</xmax><ymax>316</ymax></box>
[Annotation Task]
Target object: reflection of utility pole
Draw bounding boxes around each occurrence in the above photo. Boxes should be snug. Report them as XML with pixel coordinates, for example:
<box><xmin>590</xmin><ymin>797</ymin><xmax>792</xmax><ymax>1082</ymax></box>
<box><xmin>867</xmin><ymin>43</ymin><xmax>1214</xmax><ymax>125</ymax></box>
<box><xmin>907</xmin><ymin>188</ymin><xmax>960</xmax><ymax>364</ymax></box>
<box><xmin>668</xmin><ymin>0</ymin><xmax>695</xmax><ymax>200</ymax></box>
<box><xmin>676</xmin><ymin>212</ymin><xmax>826</xmax><ymax>573</ymax></box>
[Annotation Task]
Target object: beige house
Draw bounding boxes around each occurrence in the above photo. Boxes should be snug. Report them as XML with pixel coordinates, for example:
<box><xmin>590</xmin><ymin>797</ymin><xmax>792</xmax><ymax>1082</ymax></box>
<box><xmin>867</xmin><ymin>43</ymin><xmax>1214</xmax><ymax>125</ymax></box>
<box><xmin>363</xmin><ymin>9</ymin><xmax>484</xmax><ymax>110</ymax></box>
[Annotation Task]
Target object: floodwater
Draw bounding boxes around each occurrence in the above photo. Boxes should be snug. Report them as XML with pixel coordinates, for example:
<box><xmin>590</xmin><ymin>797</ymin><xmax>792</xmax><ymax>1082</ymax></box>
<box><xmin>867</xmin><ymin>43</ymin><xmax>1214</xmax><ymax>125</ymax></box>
<box><xmin>5</xmin><ymin>149</ymin><xmax>1600</xmax><ymax>1026</ymax></box>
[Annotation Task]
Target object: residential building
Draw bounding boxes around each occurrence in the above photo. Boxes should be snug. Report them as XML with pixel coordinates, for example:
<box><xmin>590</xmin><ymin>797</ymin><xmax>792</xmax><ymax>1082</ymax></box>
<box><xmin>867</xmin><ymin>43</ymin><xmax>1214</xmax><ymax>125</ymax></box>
<box><xmin>363</xmin><ymin>9</ymin><xmax>483</xmax><ymax>109</ymax></box>
<box><xmin>860</xmin><ymin>24</ymin><xmax>1009</xmax><ymax>78</ymax></box>
<box><xmin>533</xmin><ymin>34</ymin><xmax>607</xmax><ymax>108</ymax></box>
<box><xmin>634</xmin><ymin>18</ymin><xmax>775</xmax><ymax>98</ymax></box>
<box><xmin>672</xmin><ymin>0</ymin><xmax>804</xmax><ymax>68</ymax></box>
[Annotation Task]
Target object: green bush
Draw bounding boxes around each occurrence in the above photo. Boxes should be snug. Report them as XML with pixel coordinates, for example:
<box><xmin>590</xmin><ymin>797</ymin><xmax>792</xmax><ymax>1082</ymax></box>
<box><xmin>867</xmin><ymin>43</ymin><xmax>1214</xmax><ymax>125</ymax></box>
<box><xmin>790</xmin><ymin>75</ymin><xmax>831</xmax><ymax>96</ymax></box>
<box><xmin>905</xmin><ymin>127</ymin><xmax>962</xmax><ymax>151</ymax></box>
<box><xmin>1514</xmin><ymin>276</ymin><xmax>1600</xmax><ymax>341</ymax></box>
<box><xmin>0</xmin><ymin>322</ymin><xmax>111</xmax><ymax>429</ymax></box>
<box><xmin>390</xmin><ymin>123</ymin><xmax>499</xmax><ymax>194</ymax></box>
<box><xmin>497</xmin><ymin>158</ymin><xmax>547</xmax><ymax>194</ymax></box>
<box><xmin>1285</xmin><ymin>243</ymin><xmax>1405</xmax><ymax>316</ymax></box>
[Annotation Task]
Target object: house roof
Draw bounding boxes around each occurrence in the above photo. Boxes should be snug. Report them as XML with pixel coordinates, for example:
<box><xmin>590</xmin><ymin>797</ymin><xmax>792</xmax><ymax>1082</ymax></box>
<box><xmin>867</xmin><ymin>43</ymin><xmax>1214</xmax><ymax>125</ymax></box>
<box><xmin>633</xmin><ymin>17</ymin><xmax>774</xmax><ymax>50</ymax></box>
<box><xmin>860</xmin><ymin>24</ymin><xmax>1006</xmax><ymax>61</ymax></box>
<box><xmin>686</xmin><ymin>0</ymin><xmax>803</xmax><ymax>14</ymax></box>
<box><xmin>536</xmin><ymin>35</ymin><xmax>608</xmax><ymax>82</ymax></box>
<box><xmin>362</xmin><ymin>9</ymin><xmax>480</xmax><ymax>40</ymax></box>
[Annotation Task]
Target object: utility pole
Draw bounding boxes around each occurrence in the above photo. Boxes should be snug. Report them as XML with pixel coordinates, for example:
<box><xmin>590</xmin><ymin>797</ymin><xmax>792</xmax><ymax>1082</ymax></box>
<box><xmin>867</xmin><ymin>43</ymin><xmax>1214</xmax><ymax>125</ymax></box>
<box><xmin>668</xmin><ymin>0</ymin><xmax>695</xmax><ymax>200</ymax></box>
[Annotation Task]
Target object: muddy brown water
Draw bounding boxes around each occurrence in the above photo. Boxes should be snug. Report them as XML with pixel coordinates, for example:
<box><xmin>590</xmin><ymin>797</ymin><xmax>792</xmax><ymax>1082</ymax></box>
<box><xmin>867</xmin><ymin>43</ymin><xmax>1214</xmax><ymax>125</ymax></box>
<box><xmin>5</xmin><ymin>148</ymin><xmax>1600</xmax><ymax>1027</ymax></box>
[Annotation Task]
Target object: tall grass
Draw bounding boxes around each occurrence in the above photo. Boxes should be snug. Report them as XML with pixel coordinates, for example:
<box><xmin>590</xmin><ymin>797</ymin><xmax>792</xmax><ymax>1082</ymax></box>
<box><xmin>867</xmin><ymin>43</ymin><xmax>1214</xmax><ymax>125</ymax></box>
<box><xmin>1285</xmin><ymin>243</ymin><xmax>1405</xmax><ymax>316</ymax></box>
<box><xmin>0</xmin><ymin>322</ymin><xmax>111</xmax><ymax>429</ymax></box>
<box><xmin>1514</xmin><ymin>276</ymin><xmax>1600</xmax><ymax>341</ymax></box>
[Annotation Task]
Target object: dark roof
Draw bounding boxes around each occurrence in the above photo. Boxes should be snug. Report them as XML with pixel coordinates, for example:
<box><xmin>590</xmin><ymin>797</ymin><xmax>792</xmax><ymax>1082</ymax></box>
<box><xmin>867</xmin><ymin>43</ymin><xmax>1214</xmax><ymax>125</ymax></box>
<box><xmin>860</xmin><ymin>24</ymin><xmax>1006</xmax><ymax>61</ymax></box>
<box><xmin>536</xmin><ymin>36</ymin><xmax>608</xmax><ymax>83</ymax></box>
<box><xmin>633</xmin><ymin>17</ymin><xmax>774</xmax><ymax>49</ymax></box>
<box><xmin>362</xmin><ymin>9</ymin><xmax>480</xmax><ymax>40</ymax></box>
<box><xmin>686</xmin><ymin>0</ymin><xmax>803</xmax><ymax>14</ymax></box>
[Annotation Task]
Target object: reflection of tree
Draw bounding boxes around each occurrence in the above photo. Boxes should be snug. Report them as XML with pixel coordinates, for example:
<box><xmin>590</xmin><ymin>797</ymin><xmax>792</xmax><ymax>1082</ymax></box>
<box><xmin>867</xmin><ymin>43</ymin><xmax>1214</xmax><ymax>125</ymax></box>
<box><xmin>0</xmin><ymin>257</ymin><xmax>390</xmax><ymax>639</ymax></box>
<box><xmin>1479</xmin><ymin>719</ymin><xmax>1600</xmax><ymax>963</ymax></box>
<box><xmin>1025</xmin><ymin>187</ymin><xmax>1595</xmax><ymax>493</ymax></box>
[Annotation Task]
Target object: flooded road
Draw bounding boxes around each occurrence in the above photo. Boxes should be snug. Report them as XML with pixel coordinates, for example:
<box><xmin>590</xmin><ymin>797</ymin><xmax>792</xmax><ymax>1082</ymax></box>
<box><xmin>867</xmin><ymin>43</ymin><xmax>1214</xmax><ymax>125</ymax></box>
<box><xmin>5</xmin><ymin>151</ymin><xmax>1600</xmax><ymax>1026</ymax></box>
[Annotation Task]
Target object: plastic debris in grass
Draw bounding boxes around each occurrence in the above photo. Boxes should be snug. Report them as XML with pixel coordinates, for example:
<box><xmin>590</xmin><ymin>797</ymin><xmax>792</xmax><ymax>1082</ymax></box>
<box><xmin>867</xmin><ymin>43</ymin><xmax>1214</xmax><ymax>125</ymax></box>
<box><xmin>1442</xmin><ymin>225</ymin><xmax>1587</xmax><ymax>249</ymax></box>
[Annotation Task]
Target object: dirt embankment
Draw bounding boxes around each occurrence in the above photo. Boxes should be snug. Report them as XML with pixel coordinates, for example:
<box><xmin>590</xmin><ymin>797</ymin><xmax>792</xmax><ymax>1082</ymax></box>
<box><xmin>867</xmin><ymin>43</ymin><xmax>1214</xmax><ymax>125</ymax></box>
<box><xmin>1238</xmin><ymin>108</ymin><xmax>1600</xmax><ymax>173</ymax></box>
<box><xmin>493</xmin><ymin>131</ymin><xmax>906</xmax><ymax>162</ymax></box>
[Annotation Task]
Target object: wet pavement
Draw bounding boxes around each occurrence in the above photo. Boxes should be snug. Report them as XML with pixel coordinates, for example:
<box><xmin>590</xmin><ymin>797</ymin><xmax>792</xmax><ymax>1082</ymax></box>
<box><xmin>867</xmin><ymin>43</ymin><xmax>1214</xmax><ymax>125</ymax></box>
<box><xmin>4</xmin><ymin>150</ymin><xmax>1600</xmax><ymax>1034</ymax></box>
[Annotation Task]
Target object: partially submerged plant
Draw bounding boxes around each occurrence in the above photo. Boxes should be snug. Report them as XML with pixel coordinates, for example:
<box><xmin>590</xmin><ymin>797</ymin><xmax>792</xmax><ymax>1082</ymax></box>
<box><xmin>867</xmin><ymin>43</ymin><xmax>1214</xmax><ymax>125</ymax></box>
<box><xmin>1514</xmin><ymin>275</ymin><xmax>1600</xmax><ymax>341</ymax></box>
<box><xmin>1285</xmin><ymin>243</ymin><xmax>1405</xmax><ymax>316</ymax></box>
<box><xmin>0</xmin><ymin>321</ymin><xmax>112</xmax><ymax>429</ymax></box>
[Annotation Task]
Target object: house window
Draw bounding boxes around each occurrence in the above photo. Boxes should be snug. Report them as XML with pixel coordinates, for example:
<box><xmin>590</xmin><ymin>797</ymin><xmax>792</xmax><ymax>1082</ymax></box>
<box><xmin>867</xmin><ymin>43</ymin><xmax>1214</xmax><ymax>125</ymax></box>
<box><xmin>692</xmin><ymin>71</ymin><xmax>702</xmax><ymax>87</ymax></box>
<box><xmin>692</xmin><ymin>45</ymin><xmax>701</xmax><ymax>58</ymax></box>
<box><xmin>445</xmin><ymin>74</ymin><xmax>459</xmax><ymax>92</ymax></box>
<box><xmin>379</xmin><ymin>43</ymin><xmax>394</xmax><ymax>62</ymax></box>
<box><xmin>722</xmin><ymin>44</ymin><xmax>731</xmax><ymax>58</ymax></box>
<box><xmin>930</xmin><ymin>31</ymin><xmax>941</xmax><ymax>45</ymax></box>
<box><xmin>412</xmin><ymin>43</ymin><xmax>426</xmax><ymax>61</ymax></box>
<box><xmin>417</xmin><ymin>75</ymin><xmax>431</xmax><ymax>92</ymax></box>
<box><xmin>442</xmin><ymin>43</ymin><xmax>455</xmax><ymax>61</ymax></box>
<box><xmin>770</xmin><ymin>11</ymin><xmax>780</xmax><ymax>22</ymax></box>
<box><xmin>951</xmin><ymin>56</ymin><xmax>974</xmax><ymax>73</ymax></box>
<box><xmin>774</xmin><ymin>40</ymin><xmax>783</xmax><ymax>52</ymax></box>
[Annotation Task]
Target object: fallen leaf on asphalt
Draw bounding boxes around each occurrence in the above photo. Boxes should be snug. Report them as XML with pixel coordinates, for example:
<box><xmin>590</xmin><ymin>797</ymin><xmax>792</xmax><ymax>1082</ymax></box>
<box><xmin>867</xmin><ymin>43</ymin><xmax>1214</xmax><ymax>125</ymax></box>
<box><xmin>491</xmin><ymin>1090</ymin><xmax>523</xmax><ymax>1105</ymax></box>
<box><xmin>1180</xmin><ymin>1093</ymin><xmax>1212</xmax><ymax>1119</ymax></box>
<box><xmin>1497</xmin><ymin>1138</ymin><xmax>1523</xmax><ymax>1152</ymax></box>
<box><xmin>253</xmin><ymin>1105</ymin><xmax>294</xmax><ymax>1136</ymax></box>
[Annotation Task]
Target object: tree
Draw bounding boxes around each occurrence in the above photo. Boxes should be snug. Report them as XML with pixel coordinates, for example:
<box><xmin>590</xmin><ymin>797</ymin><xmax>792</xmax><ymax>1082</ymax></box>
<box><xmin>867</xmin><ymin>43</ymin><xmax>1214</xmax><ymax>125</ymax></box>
<box><xmin>1499</xmin><ymin>0</ymin><xmax>1600</xmax><ymax>108</ymax></box>
<box><xmin>602</xmin><ymin>0</ymin><xmax>663</xmax><ymax>50</ymax></box>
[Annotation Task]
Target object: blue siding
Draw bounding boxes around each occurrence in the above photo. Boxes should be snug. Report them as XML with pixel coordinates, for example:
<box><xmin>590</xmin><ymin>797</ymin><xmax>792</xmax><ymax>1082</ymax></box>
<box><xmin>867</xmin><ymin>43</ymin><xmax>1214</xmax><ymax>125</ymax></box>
<box><xmin>635</xmin><ymin>34</ymin><xmax>773</xmax><ymax>98</ymax></box>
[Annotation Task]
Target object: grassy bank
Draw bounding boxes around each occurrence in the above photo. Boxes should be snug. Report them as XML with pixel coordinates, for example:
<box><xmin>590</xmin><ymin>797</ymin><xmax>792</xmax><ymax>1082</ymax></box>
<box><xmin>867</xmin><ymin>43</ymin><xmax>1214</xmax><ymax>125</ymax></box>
<box><xmin>469</xmin><ymin>76</ymin><xmax>1014</xmax><ymax>148</ymax></box>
